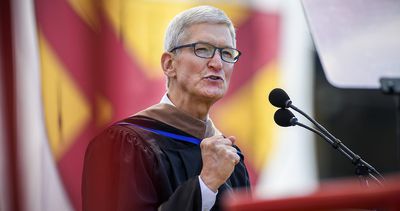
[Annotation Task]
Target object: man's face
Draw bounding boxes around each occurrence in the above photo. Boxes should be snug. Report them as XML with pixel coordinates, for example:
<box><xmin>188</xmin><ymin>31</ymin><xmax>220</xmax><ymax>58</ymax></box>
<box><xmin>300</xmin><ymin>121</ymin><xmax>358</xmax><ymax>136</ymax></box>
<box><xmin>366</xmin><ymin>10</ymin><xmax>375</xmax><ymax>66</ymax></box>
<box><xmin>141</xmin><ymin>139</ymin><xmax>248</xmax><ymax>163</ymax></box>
<box><xmin>169</xmin><ymin>23</ymin><xmax>235</xmax><ymax>103</ymax></box>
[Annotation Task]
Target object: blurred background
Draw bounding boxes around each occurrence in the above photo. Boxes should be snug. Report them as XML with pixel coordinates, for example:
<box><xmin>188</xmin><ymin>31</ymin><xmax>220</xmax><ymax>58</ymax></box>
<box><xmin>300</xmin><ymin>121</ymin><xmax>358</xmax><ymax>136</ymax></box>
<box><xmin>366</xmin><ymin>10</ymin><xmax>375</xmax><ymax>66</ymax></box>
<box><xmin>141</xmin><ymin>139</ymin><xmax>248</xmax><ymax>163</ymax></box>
<box><xmin>1</xmin><ymin>0</ymin><xmax>399</xmax><ymax>211</ymax></box>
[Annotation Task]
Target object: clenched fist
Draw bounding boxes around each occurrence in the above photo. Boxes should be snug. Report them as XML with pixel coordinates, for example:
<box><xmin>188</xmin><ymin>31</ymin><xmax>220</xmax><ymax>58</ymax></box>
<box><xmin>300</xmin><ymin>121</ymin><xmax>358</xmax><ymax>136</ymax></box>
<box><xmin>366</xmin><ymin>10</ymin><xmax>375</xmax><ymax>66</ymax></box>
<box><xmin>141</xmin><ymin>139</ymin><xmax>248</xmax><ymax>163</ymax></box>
<box><xmin>199</xmin><ymin>135</ymin><xmax>240</xmax><ymax>192</ymax></box>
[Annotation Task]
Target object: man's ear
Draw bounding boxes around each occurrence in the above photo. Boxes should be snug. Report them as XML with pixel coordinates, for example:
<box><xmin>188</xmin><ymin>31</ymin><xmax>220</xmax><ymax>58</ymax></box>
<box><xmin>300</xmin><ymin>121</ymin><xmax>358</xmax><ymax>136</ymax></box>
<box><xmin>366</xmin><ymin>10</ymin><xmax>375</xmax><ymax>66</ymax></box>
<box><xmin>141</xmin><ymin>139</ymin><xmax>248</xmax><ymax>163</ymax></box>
<box><xmin>161</xmin><ymin>52</ymin><xmax>176</xmax><ymax>78</ymax></box>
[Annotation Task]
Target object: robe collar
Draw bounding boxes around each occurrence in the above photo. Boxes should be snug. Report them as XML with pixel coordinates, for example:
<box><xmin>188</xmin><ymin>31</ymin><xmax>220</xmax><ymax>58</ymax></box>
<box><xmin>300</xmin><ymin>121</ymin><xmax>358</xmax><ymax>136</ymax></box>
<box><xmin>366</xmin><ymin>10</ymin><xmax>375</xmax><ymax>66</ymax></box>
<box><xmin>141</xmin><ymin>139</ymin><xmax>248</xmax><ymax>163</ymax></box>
<box><xmin>135</xmin><ymin>94</ymin><xmax>221</xmax><ymax>140</ymax></box>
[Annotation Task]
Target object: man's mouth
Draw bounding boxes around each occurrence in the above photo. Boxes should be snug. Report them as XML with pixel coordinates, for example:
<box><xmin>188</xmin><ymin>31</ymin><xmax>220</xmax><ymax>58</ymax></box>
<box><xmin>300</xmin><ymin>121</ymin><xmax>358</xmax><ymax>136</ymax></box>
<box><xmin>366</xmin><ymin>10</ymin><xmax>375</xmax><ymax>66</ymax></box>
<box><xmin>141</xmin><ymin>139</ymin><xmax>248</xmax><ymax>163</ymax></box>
<box><xmin>205</xmin><ymin>75</ymin><xmax>223</xmax><ymax>81</ymax></box>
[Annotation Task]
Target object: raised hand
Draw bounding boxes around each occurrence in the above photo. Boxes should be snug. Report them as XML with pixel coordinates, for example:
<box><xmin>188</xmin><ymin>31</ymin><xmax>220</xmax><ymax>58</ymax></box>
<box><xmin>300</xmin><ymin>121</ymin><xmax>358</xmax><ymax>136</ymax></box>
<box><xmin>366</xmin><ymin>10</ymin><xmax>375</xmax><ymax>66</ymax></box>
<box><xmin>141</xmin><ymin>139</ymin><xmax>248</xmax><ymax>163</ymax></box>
<box><xmin>199</xmin><ymin>135</ymin><xmax>240</xmax><ymax>192</ymax></box>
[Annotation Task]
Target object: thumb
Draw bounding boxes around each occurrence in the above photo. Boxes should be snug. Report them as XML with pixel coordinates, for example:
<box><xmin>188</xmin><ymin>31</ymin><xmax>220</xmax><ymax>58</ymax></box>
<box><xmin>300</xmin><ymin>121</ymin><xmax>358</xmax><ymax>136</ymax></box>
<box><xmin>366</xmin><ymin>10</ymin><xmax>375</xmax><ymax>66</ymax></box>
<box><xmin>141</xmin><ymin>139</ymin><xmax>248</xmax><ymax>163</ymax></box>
<box><xmin>227</xmin><ymin>136</ymin><xmax>236</xmax><ymax>145</ymax></box>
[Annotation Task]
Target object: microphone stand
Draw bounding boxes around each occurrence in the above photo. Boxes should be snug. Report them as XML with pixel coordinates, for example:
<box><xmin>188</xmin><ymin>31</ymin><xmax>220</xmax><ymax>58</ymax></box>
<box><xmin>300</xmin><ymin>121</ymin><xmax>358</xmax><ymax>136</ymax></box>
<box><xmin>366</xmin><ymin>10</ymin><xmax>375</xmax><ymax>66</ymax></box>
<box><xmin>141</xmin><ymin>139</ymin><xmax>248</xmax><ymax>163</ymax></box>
<box><xmin>290</xmin><ymin>105</ymin><xmax>384</xmax><ymax>187</ymax></box>
<box><xmin>380</xmin><ymin>78</ymin><xmax>400</xmax><ymax>170</ymax></box>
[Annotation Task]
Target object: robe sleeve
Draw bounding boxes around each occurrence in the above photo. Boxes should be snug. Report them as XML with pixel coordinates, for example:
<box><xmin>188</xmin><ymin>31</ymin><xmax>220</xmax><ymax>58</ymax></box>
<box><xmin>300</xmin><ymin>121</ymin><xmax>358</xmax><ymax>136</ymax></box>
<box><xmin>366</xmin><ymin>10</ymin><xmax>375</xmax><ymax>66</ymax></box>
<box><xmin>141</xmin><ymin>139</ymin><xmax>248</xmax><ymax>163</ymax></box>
<box><xmin>158</xmin><ymin>177</ymin><xmax>202</xmax><ymax>211</ymax></box>
<box><xmin>82</xmin><ymin>125</ymin><xmax>202</xmax><ymax>211</ymax></box>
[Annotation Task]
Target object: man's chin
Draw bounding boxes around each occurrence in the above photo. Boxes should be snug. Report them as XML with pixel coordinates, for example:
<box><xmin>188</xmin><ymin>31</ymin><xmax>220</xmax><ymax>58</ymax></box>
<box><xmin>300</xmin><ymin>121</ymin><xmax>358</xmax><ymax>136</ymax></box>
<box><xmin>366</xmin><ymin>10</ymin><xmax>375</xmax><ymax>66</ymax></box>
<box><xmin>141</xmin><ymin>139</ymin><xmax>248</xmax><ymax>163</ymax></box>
<box><xmin>200</xmin><ymin>91</ymin><xmax>225</xmax><ymax>102</ymax></box>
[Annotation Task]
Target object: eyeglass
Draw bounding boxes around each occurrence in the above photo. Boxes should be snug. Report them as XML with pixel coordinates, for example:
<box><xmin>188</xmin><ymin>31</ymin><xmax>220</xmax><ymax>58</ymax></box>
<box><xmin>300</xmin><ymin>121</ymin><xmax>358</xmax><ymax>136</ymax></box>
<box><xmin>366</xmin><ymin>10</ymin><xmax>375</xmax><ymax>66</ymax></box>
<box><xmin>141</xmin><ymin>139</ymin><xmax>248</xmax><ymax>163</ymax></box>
<box><xmin>169</xmin><ymin>42</ymin><xmax>241</xmax><ymax>63</ymax></box>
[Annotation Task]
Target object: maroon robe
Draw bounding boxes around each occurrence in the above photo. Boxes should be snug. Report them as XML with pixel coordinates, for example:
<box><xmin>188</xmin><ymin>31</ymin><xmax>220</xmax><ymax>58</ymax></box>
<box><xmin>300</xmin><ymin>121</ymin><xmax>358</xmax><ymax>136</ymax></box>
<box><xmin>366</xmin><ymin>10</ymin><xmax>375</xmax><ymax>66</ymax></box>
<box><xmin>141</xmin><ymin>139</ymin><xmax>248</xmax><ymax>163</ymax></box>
<box><xmin>82</xmin><ymin>104</ymin><xmax>250</xmax><ymax>211</ymax></box>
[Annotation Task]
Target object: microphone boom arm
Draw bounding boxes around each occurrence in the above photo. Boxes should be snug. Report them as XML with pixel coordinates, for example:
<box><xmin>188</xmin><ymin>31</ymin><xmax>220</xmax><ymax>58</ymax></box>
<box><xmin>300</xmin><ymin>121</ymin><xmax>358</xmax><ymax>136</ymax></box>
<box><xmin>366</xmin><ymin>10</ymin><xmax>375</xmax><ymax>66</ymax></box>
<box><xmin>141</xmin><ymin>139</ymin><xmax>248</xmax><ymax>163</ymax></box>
<box><xmin>290</xmin><ymin>105</ymin><xmax>384</xmax><ymax>185</ymax></box>
<box><xmin>269</xmin><ymin>88</ymin><xmax>384</xmax><ymax>185</ymax></box>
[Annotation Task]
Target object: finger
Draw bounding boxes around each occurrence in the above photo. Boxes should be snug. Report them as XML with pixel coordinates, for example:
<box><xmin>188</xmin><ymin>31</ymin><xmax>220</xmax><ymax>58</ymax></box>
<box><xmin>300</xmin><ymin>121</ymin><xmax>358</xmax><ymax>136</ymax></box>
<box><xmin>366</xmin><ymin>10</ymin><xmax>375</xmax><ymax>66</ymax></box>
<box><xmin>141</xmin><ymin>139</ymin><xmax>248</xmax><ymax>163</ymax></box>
<box><xmin>224</xmin><ymin>147</ymin><xmax>239</xmax><ymax>158</ymax></box>
<box><xmin>234</xmin><ymin>153</ymin><xmax>240</xmax><ymax>164</ymax></box>
<box><xmin>211</xmin><ymin>137</ymin><xmax>233</xmax><ymax>146</ymax></box>
<box><xmin>225</xmin><ymin>146</ymin><xmax>238</xmax><ymax>154</ymax></box>
<box><xmin>201</xmin><ymin>135</ymin><xmax>225</xmax><ymax>148</ymax></box>
<box><xmin>227</xmin><ymin>136</ymin><xmax>236</xmax><ymax>145</ymax></box>
<box><xmin>229</xmin><ymin>152</ymin><xmax>240</xmax><ymax>165</ymax></box>
<box><xmin>203</xmin><ymin>135</ymin><xmax>224</xmax><ymax>142</ymax></box>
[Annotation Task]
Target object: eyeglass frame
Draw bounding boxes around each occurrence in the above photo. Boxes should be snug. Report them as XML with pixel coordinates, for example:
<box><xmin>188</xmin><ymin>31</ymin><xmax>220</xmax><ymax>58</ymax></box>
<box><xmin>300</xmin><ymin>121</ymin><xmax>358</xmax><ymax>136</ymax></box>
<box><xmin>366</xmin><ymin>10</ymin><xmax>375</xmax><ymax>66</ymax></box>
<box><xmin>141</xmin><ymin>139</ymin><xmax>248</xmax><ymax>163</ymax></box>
<box><xmin>168</xmin><ymin>42</ymin><xmax>242</xmax><ymax>63</ymax></box>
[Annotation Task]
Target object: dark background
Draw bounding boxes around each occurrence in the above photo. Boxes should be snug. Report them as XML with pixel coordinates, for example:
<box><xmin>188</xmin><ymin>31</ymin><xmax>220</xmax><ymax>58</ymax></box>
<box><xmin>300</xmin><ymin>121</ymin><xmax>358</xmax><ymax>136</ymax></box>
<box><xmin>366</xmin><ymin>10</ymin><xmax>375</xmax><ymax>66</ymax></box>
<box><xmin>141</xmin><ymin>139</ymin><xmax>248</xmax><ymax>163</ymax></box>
<box><xmin>313</xmin><ymin>53</ymin><xmax>399</xmax><ymax>181</ymax></box>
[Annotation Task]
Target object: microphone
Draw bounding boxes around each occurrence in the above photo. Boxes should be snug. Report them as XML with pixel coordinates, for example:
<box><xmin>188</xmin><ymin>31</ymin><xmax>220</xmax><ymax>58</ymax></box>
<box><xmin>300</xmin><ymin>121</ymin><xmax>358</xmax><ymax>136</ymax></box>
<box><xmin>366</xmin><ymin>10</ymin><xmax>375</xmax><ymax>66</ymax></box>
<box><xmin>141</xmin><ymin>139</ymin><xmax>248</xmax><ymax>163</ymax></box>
<box><xmin>274</xmin><ymin>108</ymin><xmax>297</xmax><ymax>127</ymax></box>
<box><xmin>269</xmin><ymin>88</ymin><xmax>325</xmax><ymax>132</ymax></box>
<box><xmin>269</xmin><ymin>88</ymin><xmax>384</xmax><ymax>185</ymax></box>
<box><xmin>269</xmin><ymin>88</ymin><xmax>292</xmax><ymax>108</ymax></box>
<box><xmin>270</xmin><ymin>88</ymin><xmax>364</xmax><ymax>145</ymax></box>
<box><xmin>274</xmin><ymin>109</ymin><xmax>336</xmax><ymax>146</ymax></box>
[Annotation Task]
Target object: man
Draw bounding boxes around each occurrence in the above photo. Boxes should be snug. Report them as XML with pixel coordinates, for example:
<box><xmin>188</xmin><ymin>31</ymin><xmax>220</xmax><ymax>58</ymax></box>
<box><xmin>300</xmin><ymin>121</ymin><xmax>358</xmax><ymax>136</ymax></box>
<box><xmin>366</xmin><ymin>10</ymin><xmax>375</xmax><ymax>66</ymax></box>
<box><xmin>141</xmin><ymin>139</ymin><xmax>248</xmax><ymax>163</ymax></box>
<box><xmin>82</xmin><ymin>5</ymin><xmax>250</xmax><ymax>211</ymax></box>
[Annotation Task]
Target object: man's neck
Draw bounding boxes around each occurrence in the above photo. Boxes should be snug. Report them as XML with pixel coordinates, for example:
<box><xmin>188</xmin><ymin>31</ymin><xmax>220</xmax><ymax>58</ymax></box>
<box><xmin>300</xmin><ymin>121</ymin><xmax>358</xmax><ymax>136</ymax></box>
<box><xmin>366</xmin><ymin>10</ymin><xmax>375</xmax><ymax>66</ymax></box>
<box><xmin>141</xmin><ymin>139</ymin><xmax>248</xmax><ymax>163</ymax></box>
<box><xmin>166</xmin><ymin>92</ymin><xmax>213</xmax><ymax>121</ymax></box>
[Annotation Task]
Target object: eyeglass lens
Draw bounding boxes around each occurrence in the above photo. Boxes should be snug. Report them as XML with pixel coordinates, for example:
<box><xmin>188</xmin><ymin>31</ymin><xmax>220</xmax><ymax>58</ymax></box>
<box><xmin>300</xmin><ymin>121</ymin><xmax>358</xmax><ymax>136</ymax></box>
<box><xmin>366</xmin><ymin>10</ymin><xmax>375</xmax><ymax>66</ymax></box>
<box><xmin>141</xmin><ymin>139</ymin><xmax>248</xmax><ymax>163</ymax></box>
<box><xmin>194</xmin><ymin>43</ymin><xmax>239</xmax><ymax>62</ymax></box>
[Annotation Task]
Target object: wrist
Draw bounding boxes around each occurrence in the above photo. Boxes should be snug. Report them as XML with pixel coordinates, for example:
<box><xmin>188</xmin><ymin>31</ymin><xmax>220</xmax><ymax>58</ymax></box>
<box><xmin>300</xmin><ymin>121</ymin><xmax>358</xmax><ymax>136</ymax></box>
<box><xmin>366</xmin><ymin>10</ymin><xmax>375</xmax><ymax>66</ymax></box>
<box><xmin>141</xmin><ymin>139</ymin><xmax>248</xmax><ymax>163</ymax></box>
<box><xmin>199</xmin><ymin>172</ymin><xmax>220</xmax><ymax>193</ymax></box>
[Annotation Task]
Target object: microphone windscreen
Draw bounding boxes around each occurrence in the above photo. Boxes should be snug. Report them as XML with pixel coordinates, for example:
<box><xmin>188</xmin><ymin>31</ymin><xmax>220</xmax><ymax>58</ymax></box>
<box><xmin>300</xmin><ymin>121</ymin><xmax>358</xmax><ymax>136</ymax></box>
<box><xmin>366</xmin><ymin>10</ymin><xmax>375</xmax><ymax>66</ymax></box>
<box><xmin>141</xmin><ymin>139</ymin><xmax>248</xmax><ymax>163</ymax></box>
<box><xmin>274</xmin><ymin>108</ymin><xmax>296</xmax><ymax>127</ymax></box>
<box><xmin>269</xmin><ymin>88</ymin><xmax>290</xmax><ymax>108</ymax></box>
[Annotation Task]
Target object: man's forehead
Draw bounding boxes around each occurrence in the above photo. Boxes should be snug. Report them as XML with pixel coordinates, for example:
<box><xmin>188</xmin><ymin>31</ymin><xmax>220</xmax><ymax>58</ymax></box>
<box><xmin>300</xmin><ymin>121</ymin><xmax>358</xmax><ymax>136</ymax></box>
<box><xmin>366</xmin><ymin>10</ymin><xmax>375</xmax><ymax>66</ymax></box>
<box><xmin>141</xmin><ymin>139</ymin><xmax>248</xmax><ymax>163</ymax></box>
<box><xmin>182</xmin><ymin>23</ymin><xmax>234</xmax><ymax>47</ymax></box>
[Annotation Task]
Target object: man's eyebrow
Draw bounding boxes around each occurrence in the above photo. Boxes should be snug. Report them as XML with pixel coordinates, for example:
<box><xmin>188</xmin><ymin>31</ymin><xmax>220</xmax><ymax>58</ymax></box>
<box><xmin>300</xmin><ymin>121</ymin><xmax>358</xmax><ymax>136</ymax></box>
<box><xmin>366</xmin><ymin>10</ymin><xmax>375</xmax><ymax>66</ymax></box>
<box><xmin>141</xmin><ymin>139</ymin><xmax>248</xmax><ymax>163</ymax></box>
<box><xmin>196</xmin><ymin>41</ymin><xmax>234</xmax><ymax>48</ymax></box>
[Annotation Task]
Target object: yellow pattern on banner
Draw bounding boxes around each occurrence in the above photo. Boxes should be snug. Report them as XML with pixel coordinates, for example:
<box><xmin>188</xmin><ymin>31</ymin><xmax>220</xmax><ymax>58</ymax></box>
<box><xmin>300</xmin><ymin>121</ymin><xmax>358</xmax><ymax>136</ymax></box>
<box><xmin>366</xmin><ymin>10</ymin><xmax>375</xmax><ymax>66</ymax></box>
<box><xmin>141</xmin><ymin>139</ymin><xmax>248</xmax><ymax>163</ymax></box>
<box><xmin>95</xmin><ymin>93</ymin><xmax>113</xmax><ymax>128</ymax></box>
<box><xmin>214</xmin><ymin>62</ymin><xmax>280</xmax><ymax>171</ymax></box>
<box><xmin>101</xmin><ymin>0</ymin><xmax>250</xmax><ymax>78</ymax></box>
<box><xmin>39</xmin><ymin>32</ymin><xmax>90</xmax><ymax>160</ymax></box>
<box><xmin>68</xmin><ymin>0</ymin><xmax>98</xmax><ymax>29</ymax></box>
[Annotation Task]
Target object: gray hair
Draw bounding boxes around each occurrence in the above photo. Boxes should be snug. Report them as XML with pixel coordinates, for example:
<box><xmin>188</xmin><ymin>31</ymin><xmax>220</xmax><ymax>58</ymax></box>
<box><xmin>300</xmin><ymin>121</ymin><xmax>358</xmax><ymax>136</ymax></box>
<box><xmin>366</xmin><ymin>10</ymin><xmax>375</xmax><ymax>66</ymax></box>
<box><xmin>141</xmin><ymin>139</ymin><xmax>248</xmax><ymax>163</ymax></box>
<box><xmin>164</xmin><ymin>5</ymin><xmax>236</xmax><ymax>52</ymax></box>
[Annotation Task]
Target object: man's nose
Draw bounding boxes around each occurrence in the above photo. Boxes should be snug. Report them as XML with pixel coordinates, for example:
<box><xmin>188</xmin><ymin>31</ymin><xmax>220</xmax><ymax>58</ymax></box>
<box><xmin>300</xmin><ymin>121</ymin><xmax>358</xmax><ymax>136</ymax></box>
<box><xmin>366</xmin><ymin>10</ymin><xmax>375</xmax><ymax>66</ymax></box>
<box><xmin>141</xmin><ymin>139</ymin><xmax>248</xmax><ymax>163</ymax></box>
<box><xmin>208</xmin><ymin>50</ymin><xmax>223</xmax><ymax>70</ymax></box>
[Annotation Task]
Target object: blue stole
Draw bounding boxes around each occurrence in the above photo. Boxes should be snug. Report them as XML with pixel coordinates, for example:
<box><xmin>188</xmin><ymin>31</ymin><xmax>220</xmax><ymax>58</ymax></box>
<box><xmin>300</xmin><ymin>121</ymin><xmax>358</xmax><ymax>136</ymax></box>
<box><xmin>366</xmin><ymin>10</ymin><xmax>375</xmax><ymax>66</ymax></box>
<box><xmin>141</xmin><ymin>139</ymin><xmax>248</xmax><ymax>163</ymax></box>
<box><xmin>117</xmin><ymin>122</ymin><xmax>242</xmax><ymax>157</ymax></box>
<box><xmin>117</xmin><ymin>122</ymin><xmax>201</xmax><ymax>145</ymax></box>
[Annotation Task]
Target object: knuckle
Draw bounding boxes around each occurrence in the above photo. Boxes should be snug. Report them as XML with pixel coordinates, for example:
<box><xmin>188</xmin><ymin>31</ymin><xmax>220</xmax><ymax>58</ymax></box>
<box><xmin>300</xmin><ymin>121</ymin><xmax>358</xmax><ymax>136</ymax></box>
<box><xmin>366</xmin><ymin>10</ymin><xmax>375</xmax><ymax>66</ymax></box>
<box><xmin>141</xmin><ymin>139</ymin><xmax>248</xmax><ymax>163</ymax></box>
<box><xmin>201</xmin><ymin>139</ymin><xmax>213</xmax><ymax>147</ymax></box>
<box><xmin>224</xmin><ymin>138</ymin><xmax>233</xmax><ymax>146</ymax></box>
<box><xmin>224</xmin><ymin>150</ymin><xmax>234</xmax><ymax>158</ymax></box>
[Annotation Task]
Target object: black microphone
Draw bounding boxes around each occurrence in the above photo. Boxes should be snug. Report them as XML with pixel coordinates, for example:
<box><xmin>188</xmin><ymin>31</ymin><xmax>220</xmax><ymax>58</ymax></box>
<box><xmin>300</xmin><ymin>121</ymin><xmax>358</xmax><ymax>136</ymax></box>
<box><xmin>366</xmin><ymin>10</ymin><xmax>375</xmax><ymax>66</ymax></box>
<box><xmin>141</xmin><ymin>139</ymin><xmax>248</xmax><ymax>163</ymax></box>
<box><xmin>274</xmin><ymin>108</ymin><xmax>297</xmax><ymax>127</ymax></box>
<box><xmin>269</xmin><ymin>88</ymin><xmax>292</xmax><ymax>108</ymax></box>
<box><xmin>270</xmin><ymin>88</ymin><xmax>369</xmax><ymax>148</ymax></box>
<box><xmin>269</xmin><ymin>89</ymin><xmax>384</xmax><ymax>185</ymax></box>
<box><xmin>269</xmin><ymin>88</ymin><xmax>325</xmax><ymax>132</ymax></box>
<box><xmin>274</xmin><ymin>109</ymin><xmax>336</xmax><ymax>146</ymax></box>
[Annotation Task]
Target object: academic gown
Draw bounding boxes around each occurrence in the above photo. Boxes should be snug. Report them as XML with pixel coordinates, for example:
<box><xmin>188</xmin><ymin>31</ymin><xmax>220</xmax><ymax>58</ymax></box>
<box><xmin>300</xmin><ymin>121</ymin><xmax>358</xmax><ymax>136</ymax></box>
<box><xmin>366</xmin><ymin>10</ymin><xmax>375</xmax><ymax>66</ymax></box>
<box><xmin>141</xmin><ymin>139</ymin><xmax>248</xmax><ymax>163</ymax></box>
<box><xmin>82</xmin><ymin>103</ymin><xmax>251</xmax><ymax>211</ymax></box>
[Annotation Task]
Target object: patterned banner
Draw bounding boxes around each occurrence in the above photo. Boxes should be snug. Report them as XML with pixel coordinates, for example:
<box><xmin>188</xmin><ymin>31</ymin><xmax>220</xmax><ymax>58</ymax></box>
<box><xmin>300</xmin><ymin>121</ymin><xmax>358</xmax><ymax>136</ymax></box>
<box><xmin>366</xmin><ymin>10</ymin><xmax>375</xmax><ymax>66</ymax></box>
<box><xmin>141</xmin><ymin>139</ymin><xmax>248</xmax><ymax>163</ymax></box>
<box><xmin>34</xmin><ymin>1</ymin><xmax>280</xmax><ymax>209</ymax></box>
